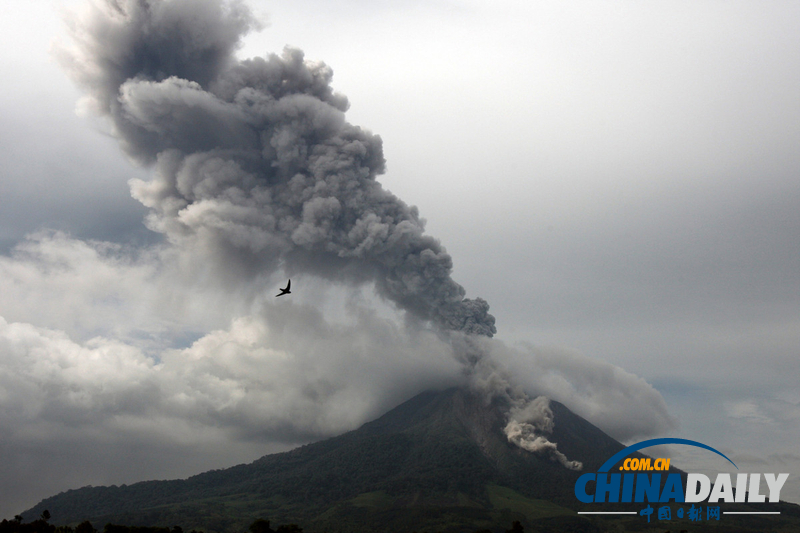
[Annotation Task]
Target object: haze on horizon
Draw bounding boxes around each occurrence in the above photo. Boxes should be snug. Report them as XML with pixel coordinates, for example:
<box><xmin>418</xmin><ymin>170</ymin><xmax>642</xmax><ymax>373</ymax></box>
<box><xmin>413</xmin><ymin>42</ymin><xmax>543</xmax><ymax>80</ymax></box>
<box><xmin>0</xmin><ymin>0</ymin><xmax>798</xmax><ymax>516</ymax></box>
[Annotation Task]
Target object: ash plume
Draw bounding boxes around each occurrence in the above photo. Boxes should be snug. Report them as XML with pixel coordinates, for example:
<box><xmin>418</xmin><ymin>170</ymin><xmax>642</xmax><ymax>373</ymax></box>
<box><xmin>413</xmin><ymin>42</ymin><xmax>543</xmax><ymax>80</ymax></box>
<box><xmin>504</xmin><ymin>397</ymin><xmax>583</xmax><ymax>470</ymax></box>
<box><xmin>55</xmin><ymin>0</ymin><xmax>588</xmax><ymax>469</ymax></box>
<box><xmin>58</xmin><ymin>0</ymin><xmax>495</xmax><ymax>337</ymax></box>
<box><xmin>452</xmin><ymin>334</ymin><xmax>582</xmax><ymax>469</ymax></box>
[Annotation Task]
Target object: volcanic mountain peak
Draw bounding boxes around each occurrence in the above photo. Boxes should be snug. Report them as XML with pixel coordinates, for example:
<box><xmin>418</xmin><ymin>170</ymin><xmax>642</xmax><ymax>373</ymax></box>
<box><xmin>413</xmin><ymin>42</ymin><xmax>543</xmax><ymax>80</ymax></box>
<box><xmin>27</xmin><ymin>387</ymin><xmax>800</xmax><ymax>533</ymax></box>
<box><xmin>22</xmin><ymin>387</ymin><xmax>624</xmax><ymax>531</ymax></box>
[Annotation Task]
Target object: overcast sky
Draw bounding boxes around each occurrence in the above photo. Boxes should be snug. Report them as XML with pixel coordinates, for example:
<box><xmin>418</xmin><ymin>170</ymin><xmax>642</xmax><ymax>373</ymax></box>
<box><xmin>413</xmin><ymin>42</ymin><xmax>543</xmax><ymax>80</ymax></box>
<box><xmin>1</xmin><ymin>0</ymin><xmax>799</xmax><ymax>515</ymax></box>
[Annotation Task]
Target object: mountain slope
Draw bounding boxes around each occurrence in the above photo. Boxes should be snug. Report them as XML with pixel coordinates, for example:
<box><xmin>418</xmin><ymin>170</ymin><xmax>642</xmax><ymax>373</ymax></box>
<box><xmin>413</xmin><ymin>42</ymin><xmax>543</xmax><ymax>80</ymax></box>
<box><xmin>22</xmin><ymin>388</ymin><xmax>800</xmax><ymax>533</ymax></box>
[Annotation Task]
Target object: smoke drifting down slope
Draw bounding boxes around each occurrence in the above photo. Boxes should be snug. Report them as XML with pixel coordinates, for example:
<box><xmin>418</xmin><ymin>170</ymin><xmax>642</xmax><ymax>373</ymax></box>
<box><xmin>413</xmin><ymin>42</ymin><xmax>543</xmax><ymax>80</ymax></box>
<box><xmin>59</xmin><ymin>0</ymin><xmax>580</xmax><ymax>467</ymax></box>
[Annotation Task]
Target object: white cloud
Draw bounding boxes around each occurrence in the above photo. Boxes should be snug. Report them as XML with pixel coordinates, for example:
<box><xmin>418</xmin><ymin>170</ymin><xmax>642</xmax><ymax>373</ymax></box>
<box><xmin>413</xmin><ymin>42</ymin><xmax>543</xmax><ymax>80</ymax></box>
<box><xmin>725</xmin><ymin>400</ymin><xmax>774</xmax><ymax>425</ymax></box>
<box><xmin>0</xmin><ymin>297</ymin><xmax>462</xmax><ymax>447</ymax></box>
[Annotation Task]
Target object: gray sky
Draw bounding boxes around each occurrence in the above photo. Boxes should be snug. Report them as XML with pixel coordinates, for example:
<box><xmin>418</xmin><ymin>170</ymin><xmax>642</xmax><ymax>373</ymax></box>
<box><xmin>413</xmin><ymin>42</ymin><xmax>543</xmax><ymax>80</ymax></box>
<box><xmin>1</xmin><ymin>0</ymin><xmax>798</xmax><ymax>516</ymax></box>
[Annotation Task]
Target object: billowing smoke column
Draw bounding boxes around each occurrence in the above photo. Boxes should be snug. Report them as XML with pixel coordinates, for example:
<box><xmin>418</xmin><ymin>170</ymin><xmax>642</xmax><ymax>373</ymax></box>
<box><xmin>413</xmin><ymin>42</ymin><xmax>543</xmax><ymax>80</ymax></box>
<box><xmin>60</xmin><ymin>0</ymin><xmax>494</xmax><ymax>337</ymax></box>
<box><xmin>61</xmin><ymin>0</ymin><xmax>578</xmax><ymax>468</ymax></box>
<box><xmin>454</xmin><ymin>336</ymin><xmax>582</xmax><ymax>470</ymax></box>
<box><xmin>505</xmin><ymin>397</ymin><xmax>582</xmax><ymax>470</ymax></box>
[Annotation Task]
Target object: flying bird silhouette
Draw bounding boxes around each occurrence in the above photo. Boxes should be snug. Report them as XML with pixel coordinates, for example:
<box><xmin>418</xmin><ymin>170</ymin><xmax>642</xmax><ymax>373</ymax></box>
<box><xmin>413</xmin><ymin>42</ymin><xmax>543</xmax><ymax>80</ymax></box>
<box><xmin>276</xmin><ymin>280</ymin><xmax>291</xmax><ymax>297</ymax></box>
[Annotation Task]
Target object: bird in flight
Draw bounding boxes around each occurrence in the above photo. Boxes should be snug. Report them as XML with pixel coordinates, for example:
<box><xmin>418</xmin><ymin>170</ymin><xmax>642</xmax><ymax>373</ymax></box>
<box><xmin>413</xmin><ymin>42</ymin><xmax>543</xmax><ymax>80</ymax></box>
<box><xmin>276</xmin><ymin>279</ymin><xmax>291</xmax><ymax>297</ymax></box>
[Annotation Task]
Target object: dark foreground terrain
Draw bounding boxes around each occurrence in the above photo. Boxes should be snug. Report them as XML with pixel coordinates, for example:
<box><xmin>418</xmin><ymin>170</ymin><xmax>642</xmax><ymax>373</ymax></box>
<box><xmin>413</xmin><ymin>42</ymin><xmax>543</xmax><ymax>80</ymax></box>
<box><xmin>21</xmin><ymin>388</ymin><xmax>800</xmax><ymax>533</ymax></box>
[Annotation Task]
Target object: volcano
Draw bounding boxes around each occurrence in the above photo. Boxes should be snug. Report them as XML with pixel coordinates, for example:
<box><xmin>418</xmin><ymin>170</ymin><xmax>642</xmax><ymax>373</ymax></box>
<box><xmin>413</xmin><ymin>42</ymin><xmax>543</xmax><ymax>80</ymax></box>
<box><xmin>22</xmin><ymin>388</ymin><xmax>800</xmax><ymax>533</ymax></box>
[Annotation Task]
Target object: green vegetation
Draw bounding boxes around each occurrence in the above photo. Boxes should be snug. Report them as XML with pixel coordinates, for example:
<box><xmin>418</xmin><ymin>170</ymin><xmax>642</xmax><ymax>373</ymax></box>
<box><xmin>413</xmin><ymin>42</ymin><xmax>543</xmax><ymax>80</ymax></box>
<box><xmin>485</xmin><ymin>485</ymin><xmax>573</xmax><ymax>521</ymax></box>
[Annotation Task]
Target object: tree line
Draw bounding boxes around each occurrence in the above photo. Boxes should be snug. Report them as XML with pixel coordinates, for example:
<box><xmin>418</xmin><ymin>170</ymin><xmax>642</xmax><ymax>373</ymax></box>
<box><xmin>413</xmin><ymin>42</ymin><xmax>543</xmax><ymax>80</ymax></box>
<box><xmin>0</xmin><ymin>513</ymin><xmax>303</xmax><ymax>533</ymax></box>
<box><xmin>2</xmin><ymin>511</ymin><xmax>527</xmax><ymax>533</ymax></box>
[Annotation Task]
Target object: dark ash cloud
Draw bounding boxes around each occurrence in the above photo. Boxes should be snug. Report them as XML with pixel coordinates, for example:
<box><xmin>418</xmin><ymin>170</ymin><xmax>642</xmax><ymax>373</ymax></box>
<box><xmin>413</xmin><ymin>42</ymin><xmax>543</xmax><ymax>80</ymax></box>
<box><xmin>58</xmin><ymin>0</ymin><xmax>495</xmax><ymax>337</ymax></box>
